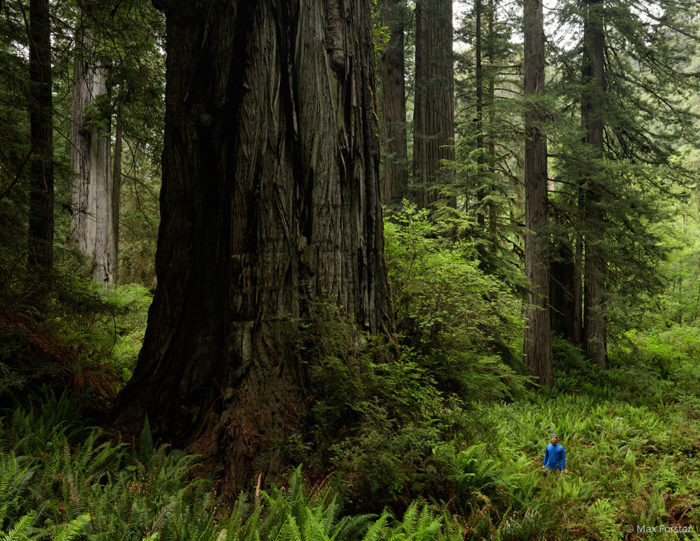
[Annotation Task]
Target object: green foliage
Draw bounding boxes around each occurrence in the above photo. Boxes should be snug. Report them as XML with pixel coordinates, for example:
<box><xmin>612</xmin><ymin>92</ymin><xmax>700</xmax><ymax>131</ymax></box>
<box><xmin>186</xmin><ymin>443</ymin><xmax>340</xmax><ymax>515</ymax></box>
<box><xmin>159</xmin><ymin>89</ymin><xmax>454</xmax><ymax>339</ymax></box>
<box><xmin>292</xmin><ymin>299</ymin><xmax>464</xmax><ymax>509</ymax></box>
<box><xmin>384</xmin><ymin>203</ymin><xmax>527</xmax><ymax>402</ymax></box>
<box><xmin>0</xmin><ymin>253</ymin><xmax>151</xmax><ymax>400</ymax></box>
<box><xmin>0</xmin><ymin>397</ymin><xmax>466</xmax><ymax>541</ymax></box>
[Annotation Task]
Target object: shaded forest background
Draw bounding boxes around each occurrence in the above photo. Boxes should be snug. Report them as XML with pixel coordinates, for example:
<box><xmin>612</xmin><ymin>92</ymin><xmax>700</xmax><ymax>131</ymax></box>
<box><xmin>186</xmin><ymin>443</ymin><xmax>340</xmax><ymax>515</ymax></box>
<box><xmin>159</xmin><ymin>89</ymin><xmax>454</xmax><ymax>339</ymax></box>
<box><xmin>0</xmin><ymin>0</ymin><xmax>699</xmax><ymax>539</ymax></box>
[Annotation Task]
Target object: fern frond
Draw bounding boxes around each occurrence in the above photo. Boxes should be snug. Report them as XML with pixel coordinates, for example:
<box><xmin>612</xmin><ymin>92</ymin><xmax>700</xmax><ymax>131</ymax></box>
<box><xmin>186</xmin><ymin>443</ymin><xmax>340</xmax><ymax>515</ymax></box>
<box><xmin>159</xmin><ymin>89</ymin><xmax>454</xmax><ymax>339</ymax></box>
<box><xmin>54</xmin><ymin>513</ymin><xmax>91</xmax><ymax>541</ymax></box>
<box><xmin>359</xmin><ymin>511</ymin><xmax>389</xmax><ymax>541</ymax></box>
<box><xmin>0</xmin><ymin>512</ymin><xmax>35</xmax><ymax>541</ymax></box>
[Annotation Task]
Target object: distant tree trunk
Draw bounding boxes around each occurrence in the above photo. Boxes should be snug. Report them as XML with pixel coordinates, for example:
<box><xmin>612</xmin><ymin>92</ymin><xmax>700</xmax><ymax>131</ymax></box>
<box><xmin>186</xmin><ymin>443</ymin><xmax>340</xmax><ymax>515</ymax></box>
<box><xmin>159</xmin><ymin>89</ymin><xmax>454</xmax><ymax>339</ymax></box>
<box><xmin>475</xmin><ymin>0</ymin><xmax>486</xmax><ymax>230</ymax></box>
<box><xmin>573</xmin><ymin>233</ymin><xmax>583</xmax><ymax>344</ymax></box>
<box><xmin>413</xmin><ymin>0</ymin><xmax>454</xmax><ymax>208</ymax></box>
<box><xmin>381</xmin><ymin>0</ymin><xmax>408</xmax><ymax>203</ymax></box>
<box><xmin>550</xmin><ymin>214</ymin><xmax>577</xmax><ymax>341</ymax></box>
<box><xmin>486</xmin><ymin>0</ymin><xmax>498</xmax><ymax>246</ymax></box>
<box><xmin>70</xmin><ymin>9</ymin><xmax>116</xmax><ymax>284</ymax></box>
<box><xmin>115</xmin><ymin>0</ymin><xmax>390</xmax><ymax>495</ymax></box>
<box><xmin>111</xmin><ymin>102</ymin><xmax>122</xmax><ymax>283</ymax></box>
<box><xmin>581</xmin><ymin>0</ymin><xmax>606</xmax><ymax>367</ymax></box>
<box><xmin>523</xmin><ymin>0</ymin><xmax>553</xmax><ymax>386</ymax></box>
<box><xmin>28</xmin><ymin>0</ymin><xmax>54</xmax><ymax>291</ymax></box>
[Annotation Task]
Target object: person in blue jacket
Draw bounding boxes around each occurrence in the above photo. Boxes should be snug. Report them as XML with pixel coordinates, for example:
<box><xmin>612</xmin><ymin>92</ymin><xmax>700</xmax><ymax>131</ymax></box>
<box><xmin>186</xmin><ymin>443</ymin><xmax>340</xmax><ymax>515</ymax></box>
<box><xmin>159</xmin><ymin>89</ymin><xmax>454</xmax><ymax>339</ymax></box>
<box><xmin>543</xmin><ymin>433</ymin><xmax>565</xmax><ymax>472</ymax></box>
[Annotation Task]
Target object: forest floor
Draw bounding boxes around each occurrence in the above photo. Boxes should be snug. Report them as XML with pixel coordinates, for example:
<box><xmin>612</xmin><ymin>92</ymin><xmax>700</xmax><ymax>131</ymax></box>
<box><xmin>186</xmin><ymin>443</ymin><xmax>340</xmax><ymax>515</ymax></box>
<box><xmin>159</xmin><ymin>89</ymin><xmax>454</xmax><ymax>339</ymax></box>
<box><xmin>0</xmin><ymin>318</ymin><xmax>698</xmax><ymax>540</ymax></box>
<box><xmin>0</xmin><ymin>266</ymin><xmax>699</xmax><ymax>541</ymax></box>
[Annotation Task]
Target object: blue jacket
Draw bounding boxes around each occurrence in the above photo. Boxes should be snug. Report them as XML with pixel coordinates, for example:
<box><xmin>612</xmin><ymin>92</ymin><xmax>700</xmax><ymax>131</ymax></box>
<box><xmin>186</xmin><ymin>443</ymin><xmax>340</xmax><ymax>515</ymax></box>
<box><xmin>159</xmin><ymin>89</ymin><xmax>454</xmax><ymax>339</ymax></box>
<box><xmin>543</xmin><ymin>443</ymin><xmax>565</xmax><ymax>470</ymax></box>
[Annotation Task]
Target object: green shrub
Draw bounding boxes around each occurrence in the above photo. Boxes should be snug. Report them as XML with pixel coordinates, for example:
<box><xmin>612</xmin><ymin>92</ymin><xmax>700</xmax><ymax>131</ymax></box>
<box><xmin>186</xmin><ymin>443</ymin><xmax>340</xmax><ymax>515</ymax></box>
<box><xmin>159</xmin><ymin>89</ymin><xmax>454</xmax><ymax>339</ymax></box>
<box><xmin>384</xmin><ymin>204</ymin><xmax>527</xmax><ymax>403</ymax></box>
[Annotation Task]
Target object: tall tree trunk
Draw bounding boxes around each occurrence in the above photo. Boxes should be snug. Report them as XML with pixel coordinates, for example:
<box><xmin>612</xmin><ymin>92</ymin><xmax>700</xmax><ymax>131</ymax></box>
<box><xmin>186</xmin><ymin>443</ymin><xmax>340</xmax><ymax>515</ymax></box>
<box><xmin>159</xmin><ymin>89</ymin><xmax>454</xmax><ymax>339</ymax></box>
<box><xmin>90</xmin><ymin>66</ymin><xmax>115</xmax><ymax>284</ymax></box>
<box><xmin>486</xmin><ymin>0</ymin><xmax>498</xmax><ymax>247</ymax></box>
<box><xmin>115</xmin><ymin>0</ymin><xmax>390</xmax><ymax>495</ymax></box>
<box><xmin>112</xmin><ymin>102</ymin><xmax>122</xmax><ymax>283</ymax></box>
<box><xmin>573</xmin><ymin>232</ymin><xmax>583</xmax><ymax>344</ymax></box>
<box><xmin>413</xmin><ymin>0</ymin><xmax>454</xmax><ymax>208</ymax></box>
<box><xmin>523</xmin><ymin>0</ymin><xmax>553</xmax><ymax>386</ymax></box>
<box><xmin>581</xmin><ymin>0</ymin><xmax>606</xmax><ymax>367</ymax></box>
<box><xmin>70</xmin><ymin>9</ymin><xmax>116</xmax><ymax>284</ymax></box>
<box><xmin>381</xmin><ymin>0</ymin><xmax>408</xmax><ymax>203</ymax></box>
<box><xmin>28</xmin><ymin>0</ymin><xmax>54</xmax><ymax>294</ymax></box>
<box><xmin>475</xmin><ymin>0</ymin><xmax>486</xmax><ymax>231</ymax></box>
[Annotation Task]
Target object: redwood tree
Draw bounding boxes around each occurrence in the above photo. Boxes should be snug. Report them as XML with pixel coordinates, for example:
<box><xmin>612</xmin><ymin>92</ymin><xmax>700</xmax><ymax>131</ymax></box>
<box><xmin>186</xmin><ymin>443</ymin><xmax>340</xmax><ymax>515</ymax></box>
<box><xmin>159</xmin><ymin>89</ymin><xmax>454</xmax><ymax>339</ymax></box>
<box><xmin>381</xmin><ymin>0</ymin><xmax>408</xmax><ymax>204</ymax></box>
<box><xmin>522</xmin><ymin>0</ymin><xmax>553</xmax><ymax>386</ymax></box>
<box><xmin>413</xmin><ymin>0</ymin><xmax>454</xmax><ymax>208</ymax></box>
<box><xmin>581</xmin><ymin>0</ymin><xmax>606</xmax><ymax>367</ymax></box>
<box><xmin>115</xmin><ymin>0</ymin><xmax>390</xmax><ymax>493</ymax></box>
<box><xmin>70</xmin><ymin>3</ymin><xmax>117</xmax><ymax>285</ymax></box>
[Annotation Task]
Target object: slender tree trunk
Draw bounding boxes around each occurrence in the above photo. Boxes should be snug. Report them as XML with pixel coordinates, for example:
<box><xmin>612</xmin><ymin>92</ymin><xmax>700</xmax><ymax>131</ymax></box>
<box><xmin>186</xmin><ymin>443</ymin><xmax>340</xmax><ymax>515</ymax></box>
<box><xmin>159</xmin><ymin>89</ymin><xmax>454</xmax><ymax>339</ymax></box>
<box><xmin>486</xmin><ymin>0</ymin><xmax>498</xmax><ymax>246</ymax></box>
<box><xmin>112</xmin><ymin>102</ymin><xmax>122</xmax><ymax>283</ymax></box>
<box><xmin>28</xmin><ymin>0</ymin><xmax>54</xmax><ymax>292</ymax></box>
<box><xmin>475</xmin><ymin>0</ymin><xmax>486</xmax><ymax>232</ymax></box>
<box><xmin>115</xmin><ymin>0</ymin><xmax>390</xmax><ymax>495</ymax></box>
<box><xmin>413</xmin><ymin>0</ymin><xmax>454</xmax><ymax>208</ymax></box>
<box><xmin>70</xmin><ymin>23</ymin><xmax>91</xmax><ymax>255</ymax></box>
<box><xmin>523</xmin><ymin>0</ymin><xmax>553</xmax><ymax>386</ymax></box>
<box><xmin>90</xmin><ymin>66</ymin><xmax>115</xmax><ymax>284</ymax></box>
<box><xmin>581</xmin><ymin>0</ymin><xmax>606</xmax><ymax>367</ymax></box>
<box><xmin>381</xmin><ymin>0</ymin><xmax>408</xmax><ymax>203</ymax></box>
<box><xmin>70</xmin><ymin>9</ymin><xmax>116</xmax><ymax>284</ymax></box>
<box><xmin>573</xmin><ymin>232</ymin><xmax>583</xmax><ymax>344</ymax></box>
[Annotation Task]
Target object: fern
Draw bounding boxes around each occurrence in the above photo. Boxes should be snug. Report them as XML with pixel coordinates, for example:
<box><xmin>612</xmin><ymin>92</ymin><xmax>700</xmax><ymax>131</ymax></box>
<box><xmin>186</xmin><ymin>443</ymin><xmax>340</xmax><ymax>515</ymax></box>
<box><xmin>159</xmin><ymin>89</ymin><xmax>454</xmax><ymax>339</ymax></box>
<box><xmin>0</xmin><ymin>512</ymin><xmax>35</xmax><ymax>541</ymax></box>
<box><xmin>358</xmin><ymin>511</ymin><xmax>389</xmax><ymax>541</ymax></box>
<box><xmin>54</xmin><ymin>513</ymin><xmax>91</xmax><ymax>541</ymax></box>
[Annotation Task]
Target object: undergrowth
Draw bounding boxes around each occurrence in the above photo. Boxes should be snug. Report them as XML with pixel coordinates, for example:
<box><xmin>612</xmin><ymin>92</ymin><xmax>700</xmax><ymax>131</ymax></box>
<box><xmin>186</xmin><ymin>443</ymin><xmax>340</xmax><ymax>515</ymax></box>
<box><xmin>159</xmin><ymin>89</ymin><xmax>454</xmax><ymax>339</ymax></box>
<box><xmin>0</xmin><ymin>393</ymin><xmax>465</xmax><ymax>540</ymax></box>
<box><xmin>1</xmin><ymin>343</ymin><xmax>697</xmax><ymax>540</ymax></box>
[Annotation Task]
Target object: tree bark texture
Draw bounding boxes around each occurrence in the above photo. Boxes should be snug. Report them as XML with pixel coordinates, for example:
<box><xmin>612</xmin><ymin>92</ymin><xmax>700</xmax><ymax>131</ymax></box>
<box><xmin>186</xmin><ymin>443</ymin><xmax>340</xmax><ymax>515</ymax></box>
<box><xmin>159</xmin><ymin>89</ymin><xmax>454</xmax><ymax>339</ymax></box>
<box><xmin>413</xmin><ymin>0</ymin><xmax>454</xmax><ymax>208</ymax></box>
<box><xmin>27</xmin><ymin>0</ymin><xmax>54</xmax><ymax>285</ymax></box>
<box><xmin>381</xmin><ymin>0</ymin><xmax>408</xmax><ymax>204</ymax></box>
<box><xmin>523</xmin><ymin>0</ymin><xmax>553</xmax><ymax>387</ymax></box>
<box><xmin>115</xmin><ymin>0</ymin><xmax>390</xmax><ymax>494</ymax></box>
<box><xmin>70</xmin><ymin>15</ymin><xmax>116</xmax><ymax>284</ymax></box>
<box><xmin>581</xmin><ymin>0</ymin><xmax>606</xmax><ymax>367</ymax></box>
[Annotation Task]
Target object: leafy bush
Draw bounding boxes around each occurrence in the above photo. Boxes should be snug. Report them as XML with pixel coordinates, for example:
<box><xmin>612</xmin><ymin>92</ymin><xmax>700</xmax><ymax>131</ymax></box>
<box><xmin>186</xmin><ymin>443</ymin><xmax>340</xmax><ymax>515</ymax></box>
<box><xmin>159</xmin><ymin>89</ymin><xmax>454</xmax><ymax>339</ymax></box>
<box><xmin>384</xmin><ymin>204</ymin><xmax>527</xmax><ymax>403</ymax></box>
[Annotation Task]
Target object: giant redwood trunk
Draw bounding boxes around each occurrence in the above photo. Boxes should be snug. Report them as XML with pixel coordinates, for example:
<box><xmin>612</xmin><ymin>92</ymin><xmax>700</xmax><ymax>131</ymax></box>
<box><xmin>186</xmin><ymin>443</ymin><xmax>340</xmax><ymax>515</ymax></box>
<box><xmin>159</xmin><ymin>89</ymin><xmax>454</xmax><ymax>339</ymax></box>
<box><xmin>27</xmin><ymin>0</ymin><xmax>54</xmax><ymax>288</ymax></box>
<box><xmin>581</xmin><ymin>0</ymin><xmax>606</xmax><ymax>367</ymax></box>
<box><xmin>523</xmin><ymin>0</ymin><xmax>553</xmax><ymax>387</ymax></box>
<box><xmin>381</xmin><ymin>0</ymin><xmax>408</xmax><ymax>203</ymax></box>
<box><xmin>115</xmin><ymin>0</ymin><xmax>390</xmax><ymax>494</ymax></box>
<box><xmin>413</xmin><ymin>0</ymin><xmax>454</xmax><ymax>208</ymax></box>
<box><xmin>70</xmin><ymin>8</ymin><xmax>117</xmax><ymax>284</ymax></box>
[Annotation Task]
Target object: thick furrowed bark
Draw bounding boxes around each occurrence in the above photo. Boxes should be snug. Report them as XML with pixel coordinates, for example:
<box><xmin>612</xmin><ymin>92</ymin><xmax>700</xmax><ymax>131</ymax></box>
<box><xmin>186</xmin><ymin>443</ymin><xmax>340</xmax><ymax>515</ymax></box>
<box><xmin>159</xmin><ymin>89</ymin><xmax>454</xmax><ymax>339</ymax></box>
<box><xmin>115</xmin><ymin>0</ymin><xmax>390</xmax><ymax>494</ymax></box>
